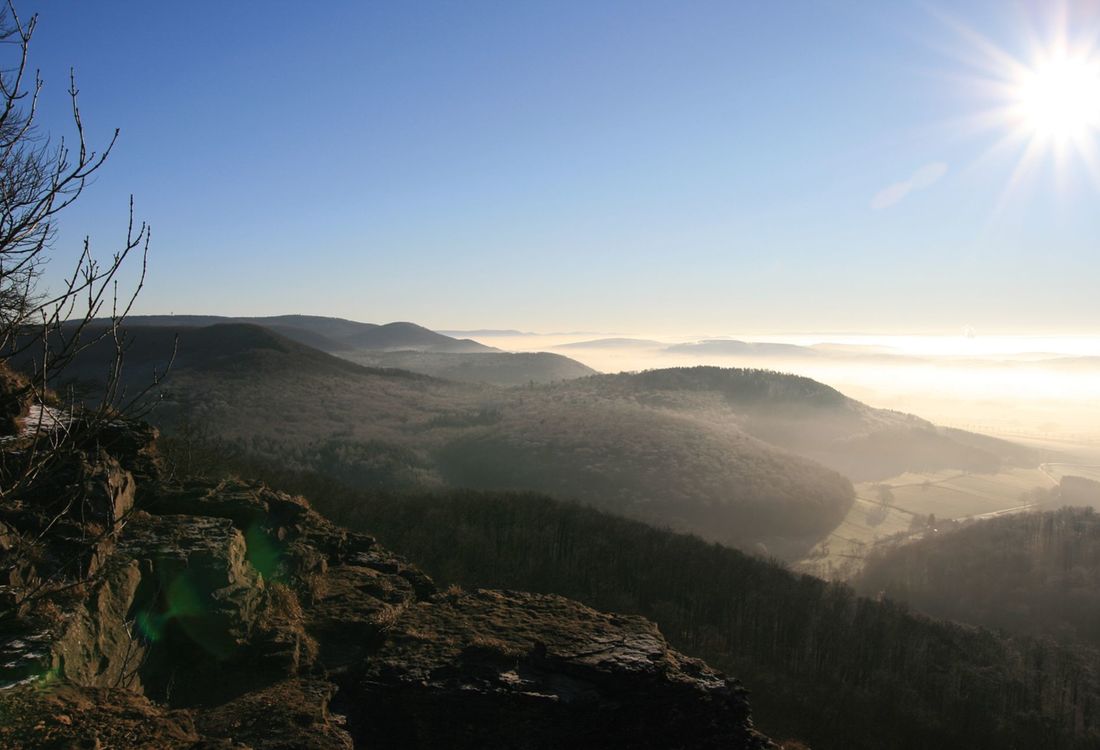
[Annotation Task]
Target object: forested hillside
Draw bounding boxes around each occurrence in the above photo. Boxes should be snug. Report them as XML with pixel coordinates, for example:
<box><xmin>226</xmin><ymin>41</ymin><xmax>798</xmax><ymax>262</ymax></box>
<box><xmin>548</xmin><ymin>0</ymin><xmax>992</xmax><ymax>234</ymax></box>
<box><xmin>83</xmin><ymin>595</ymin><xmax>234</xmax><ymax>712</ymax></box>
<box><xmin>163</xmin><ymin>440</ymin><xmax>1100</xmax><ymax>750</ymax></box>
<box><xmin>115</xmin><ymin>315</ymin><xmax>495</xmax><ymax>353</ymax></box>
<box><xmin>340</xmin><ymin>349</ymin><xmax>597</xmax><ymax>386</ymax></box>
<box><xmin>560</xmin><ymin>367</ymin><xmax>1036</xmax><ymax>480</ymax></box>
<box><xmin>41</xmin><ymin>325</ymin><xmax>857</xmax><ymax>556</ymax></box>
<box><xmin>857</xmin><ymin>502</ymin><xmax>1100</xmax><ymax>646</ymax></box>
<box><xmin>36</xmin><ymin>326</ymin><xmax>1037</xmax><ymax>558</ymax></box>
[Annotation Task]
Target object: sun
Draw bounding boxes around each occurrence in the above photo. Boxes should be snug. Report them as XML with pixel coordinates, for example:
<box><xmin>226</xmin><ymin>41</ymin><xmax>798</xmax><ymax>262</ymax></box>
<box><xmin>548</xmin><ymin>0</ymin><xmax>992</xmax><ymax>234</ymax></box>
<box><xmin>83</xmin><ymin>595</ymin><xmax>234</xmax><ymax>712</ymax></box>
<box><xmin>1013</xmin><ymin>52</ymin><xmax>1100</xmax><ymax>143</ymax></box>
<box><xmin>937</xmin><ymin>5</ymin><xmax>1100</xmax><ymax>196</ymax></box>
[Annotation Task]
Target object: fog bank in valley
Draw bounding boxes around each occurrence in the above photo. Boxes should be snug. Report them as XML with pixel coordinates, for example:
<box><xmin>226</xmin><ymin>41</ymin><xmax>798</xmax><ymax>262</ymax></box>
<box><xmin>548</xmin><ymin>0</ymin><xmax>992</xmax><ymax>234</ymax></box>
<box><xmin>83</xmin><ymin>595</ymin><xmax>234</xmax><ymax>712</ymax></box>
<box><xmin>451</xmin><ymin>330</ymin><xmax>1100</xmax><ymax>453</ymax></box>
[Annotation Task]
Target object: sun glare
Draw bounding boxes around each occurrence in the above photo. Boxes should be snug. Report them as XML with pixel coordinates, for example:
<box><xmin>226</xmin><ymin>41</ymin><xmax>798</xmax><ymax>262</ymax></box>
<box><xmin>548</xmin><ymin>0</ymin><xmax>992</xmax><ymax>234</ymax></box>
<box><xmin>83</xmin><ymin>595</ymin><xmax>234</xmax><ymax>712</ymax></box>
<box><xmin>1014</xmin><ymin>53</ymin><xmax>1100</xmax><ymax>142</ymax></box>
<box><xmin>942</xmin><ymin>6</ymin><xmax>1100</xmax><ymax>195</ymax></box>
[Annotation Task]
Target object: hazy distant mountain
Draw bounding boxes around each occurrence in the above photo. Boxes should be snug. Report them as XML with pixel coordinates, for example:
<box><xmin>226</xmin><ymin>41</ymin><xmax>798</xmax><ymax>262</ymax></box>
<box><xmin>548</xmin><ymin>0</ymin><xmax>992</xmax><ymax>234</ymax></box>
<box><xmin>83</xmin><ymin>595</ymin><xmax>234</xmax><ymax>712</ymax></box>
<box><xmin>47</xmin><ymin>325</ymin><xmax>853</xmax><ymax>556</ymax></box>
<box><xmin>664</xmin><ymin>340</ymin><xmax>819</xmax><ymax>357</ymax></box>
<box><xmin>109</xmin><ymin>315</ymin><xmax>595</xmax><ymax>386</ymax></box>
<box><xmin>51</xmin><ymin>322</ymin><xmax>406</xmax><ymax>387</ymax></box>
<box><xmin>809</xmin><ymin>342</ymin><xmax>899</xmax><ymax>355</ymax></box>
<box><xmin>341</xmin><ymin>350</ymin><xmax>597</xmax><ymax>386</ymax></box>
<box><xmin>119</xmin><ymin>315</ymin><xmax>495</xmax><ymax>354</ymax></box>
<box><xmin>340</xmin><ymin>321</ymin><xmax>495</xmax><ymax>353</ymax></box>
<box><xmin>1042</xmin><ymin>355</ymin><xmax>1100</xmax><ymax>369</ymax></box>
<box><xmin>46</xmin><ymin>328</ymin><xmax>1036</xmax><ymax>559</ymax></box>
<box><xmin>555</xmin><ymin>338</ymin><xmax>664</xmax><ymax>349</ymax></box>
<box><xmin>436</xmin><ymin>329</ymin><xmax>535</xmax><ymax>337</ymax></box>
<box><xmin>559</xmin><ymin>367</ymin><xmax>1036</xmax><ymax>481</ymax></box>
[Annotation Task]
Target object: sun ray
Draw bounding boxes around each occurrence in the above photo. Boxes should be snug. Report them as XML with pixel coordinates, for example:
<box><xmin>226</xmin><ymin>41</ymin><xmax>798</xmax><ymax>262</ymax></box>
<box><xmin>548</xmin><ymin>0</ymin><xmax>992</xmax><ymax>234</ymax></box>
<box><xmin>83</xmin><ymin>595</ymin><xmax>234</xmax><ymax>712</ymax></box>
<box><xmin>992</xmin><ymin>135</ymin><xmax>1047</xmax><ymax>219</ymax></box>
<box><xmin>930</xmin><ymin>1</ymin><xmax>1100</xmax><ymax>206</ymax></box>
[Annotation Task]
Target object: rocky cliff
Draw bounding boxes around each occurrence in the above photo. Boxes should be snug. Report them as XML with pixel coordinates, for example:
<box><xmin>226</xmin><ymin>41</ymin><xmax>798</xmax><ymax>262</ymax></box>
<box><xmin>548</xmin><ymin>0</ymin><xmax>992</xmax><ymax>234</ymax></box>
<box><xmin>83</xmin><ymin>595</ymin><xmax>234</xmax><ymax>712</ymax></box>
<box><xmin>0</xmin><ymin>420</ymin><xmax>774</xmax><ymax>749</ymax></box>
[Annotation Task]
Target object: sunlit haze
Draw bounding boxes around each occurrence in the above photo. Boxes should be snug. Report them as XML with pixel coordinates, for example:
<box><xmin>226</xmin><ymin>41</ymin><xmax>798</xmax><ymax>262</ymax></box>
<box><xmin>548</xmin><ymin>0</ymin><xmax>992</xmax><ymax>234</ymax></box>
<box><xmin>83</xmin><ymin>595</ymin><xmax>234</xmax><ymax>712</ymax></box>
<box><xmin>8</xmin><ymin>3</ymin><xmax>1100</xmax><ymax>744</ymax></box>
<box><xmin>23</xmin><ymin>0</ymin><xmax>1100</xmax><ymax>336</ymax></box>
<box><xmin>19</xmin><ymin>0</ymin><xmax>1098</xmax><ymax>445</ymax></box>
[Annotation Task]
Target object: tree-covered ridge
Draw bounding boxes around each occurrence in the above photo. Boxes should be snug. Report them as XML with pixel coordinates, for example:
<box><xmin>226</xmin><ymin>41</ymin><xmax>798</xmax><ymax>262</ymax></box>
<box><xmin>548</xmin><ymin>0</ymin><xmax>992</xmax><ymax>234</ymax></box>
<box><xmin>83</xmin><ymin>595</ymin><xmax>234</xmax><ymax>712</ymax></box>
<box><xmin>857</xmin><ymin>503</ymin><xmax>1100</xmax><ymax>647</ymax></box>
<box><xmin>45</xmin><ymin>326</ymin><xmax>1038</xmax><ymax>557</ymax></box>
<box><xmin>49</xmin><ymin>330</ymin><xmax>859</xmax><ymax>556</ymax></box>
<box><xmin>548</xmin><ymin>366</ymin><xmax>1034</xmax><ymax>480</ymax></box>
<box><xmin>579</xmin><ymin>366</ymin><xmax>854</xmax><ymax>407</ymax></box>
<box><xmin>167</xmin><ymin>438</ymin><xmax>1100</xmax><ymax>750</ymax></box>
<box><xmin>322</xmin><ymin>491</ymin><xmax>1100</xmax><ymax>750</ymax></box>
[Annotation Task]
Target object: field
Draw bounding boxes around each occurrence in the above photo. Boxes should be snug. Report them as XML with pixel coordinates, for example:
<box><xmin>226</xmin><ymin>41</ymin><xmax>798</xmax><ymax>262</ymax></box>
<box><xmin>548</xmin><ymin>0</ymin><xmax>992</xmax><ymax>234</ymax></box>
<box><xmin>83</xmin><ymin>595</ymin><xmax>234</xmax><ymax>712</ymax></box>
<box><xmin>1042</xmin><ymin>463</ymin><xmax>1100</xmax><ymax>483</ymax></box>
<box><xmin>796</xmin><ymin>466</ymin><xmax>1055</xmax><ymax>579</ymax></box>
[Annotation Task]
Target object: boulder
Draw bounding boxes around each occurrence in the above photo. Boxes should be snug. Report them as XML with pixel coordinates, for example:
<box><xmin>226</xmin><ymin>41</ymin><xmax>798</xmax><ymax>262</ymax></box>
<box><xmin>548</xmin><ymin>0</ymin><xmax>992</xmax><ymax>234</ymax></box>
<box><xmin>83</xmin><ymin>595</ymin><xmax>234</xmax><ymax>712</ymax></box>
<box><xmin>341</xmin><ymin>587</ymin><xmax>773</xmax><ymax>749</ymax></box>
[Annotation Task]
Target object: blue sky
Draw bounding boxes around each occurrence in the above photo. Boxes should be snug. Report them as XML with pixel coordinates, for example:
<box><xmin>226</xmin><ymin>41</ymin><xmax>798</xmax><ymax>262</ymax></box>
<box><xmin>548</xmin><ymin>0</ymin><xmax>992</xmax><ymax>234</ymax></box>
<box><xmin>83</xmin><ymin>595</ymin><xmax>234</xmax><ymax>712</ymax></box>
<box><xmin>21</xmin><ymin>1</ymin><xmax>1100</xmax><ymax>334</ymax></box>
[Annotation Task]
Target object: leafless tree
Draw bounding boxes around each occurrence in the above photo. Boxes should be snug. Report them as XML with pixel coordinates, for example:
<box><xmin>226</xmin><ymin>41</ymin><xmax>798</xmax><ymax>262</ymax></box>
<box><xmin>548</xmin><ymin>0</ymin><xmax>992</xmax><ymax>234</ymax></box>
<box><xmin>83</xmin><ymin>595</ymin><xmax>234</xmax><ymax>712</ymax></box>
<box><xmin>0</xmin><ymin>2</ymin><xmax>171</xmax><ymax>619</ymax></box>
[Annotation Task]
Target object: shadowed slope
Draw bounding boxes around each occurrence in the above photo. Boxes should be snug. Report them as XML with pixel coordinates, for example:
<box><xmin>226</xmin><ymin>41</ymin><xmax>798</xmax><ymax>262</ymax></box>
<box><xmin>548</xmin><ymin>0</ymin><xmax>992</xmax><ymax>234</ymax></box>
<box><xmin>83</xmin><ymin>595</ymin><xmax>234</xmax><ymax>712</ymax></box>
<box><xmin>117</xmin><ymin>314</ymin><xmax>495</xmax><ymax>353</ymax></box>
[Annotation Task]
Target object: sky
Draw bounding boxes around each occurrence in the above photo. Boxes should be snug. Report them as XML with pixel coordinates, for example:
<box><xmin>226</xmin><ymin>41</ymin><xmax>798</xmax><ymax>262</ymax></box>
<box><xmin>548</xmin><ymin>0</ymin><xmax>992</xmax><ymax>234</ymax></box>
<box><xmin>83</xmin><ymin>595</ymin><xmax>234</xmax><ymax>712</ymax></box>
<box><xmin>19</xmin><ymin>0</ymin><xmax>1100</xmax><ymax>336</ymax></box>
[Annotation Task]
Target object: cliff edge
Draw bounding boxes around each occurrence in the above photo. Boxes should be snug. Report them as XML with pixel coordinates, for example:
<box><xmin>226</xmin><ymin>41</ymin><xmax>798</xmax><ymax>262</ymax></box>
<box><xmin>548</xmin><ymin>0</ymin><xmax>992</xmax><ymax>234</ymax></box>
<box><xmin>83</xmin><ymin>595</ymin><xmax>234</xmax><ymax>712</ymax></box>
<box><xmin>0</xmin><ymin>420</ymin><xmax>774</xmax><ymax>749</ymax></box>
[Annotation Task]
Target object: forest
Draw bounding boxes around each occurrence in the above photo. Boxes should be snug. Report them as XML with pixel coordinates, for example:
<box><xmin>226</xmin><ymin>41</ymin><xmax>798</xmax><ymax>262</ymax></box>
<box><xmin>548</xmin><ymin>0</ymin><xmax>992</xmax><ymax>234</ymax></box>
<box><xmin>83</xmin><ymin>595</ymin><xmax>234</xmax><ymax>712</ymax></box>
<box><xmin>857</xmin><ymin>501</ymin><xmax>1100</xmax><ymax>647</ymax></box>
<box><xmin>164</xmin><ymin>435</ymin><xmax>1100</xmax><ymax>750</ymax></box>
<box><xmin>47</xmin><ymin>322</ymin><xmax>1043</xmax><ymax>562</ymax></box>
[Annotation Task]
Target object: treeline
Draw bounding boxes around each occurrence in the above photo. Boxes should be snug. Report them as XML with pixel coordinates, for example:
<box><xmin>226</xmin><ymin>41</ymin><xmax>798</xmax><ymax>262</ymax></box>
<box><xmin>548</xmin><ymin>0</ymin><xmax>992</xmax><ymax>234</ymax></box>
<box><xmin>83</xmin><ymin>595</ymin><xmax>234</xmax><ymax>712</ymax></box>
<box><xmin>857</xmin><ymin>504</ymin><xmax>1100</xmax><ymax>647</ymax></box>
<box><xmin>165</xmin><ymin>436</ymin><xmax>1100</xmax><ymax>750</ymax></box>
<box><xmin>578</xmin><ymin>366</ymin><xmax>850</xmax><ymax>407</ymax></box>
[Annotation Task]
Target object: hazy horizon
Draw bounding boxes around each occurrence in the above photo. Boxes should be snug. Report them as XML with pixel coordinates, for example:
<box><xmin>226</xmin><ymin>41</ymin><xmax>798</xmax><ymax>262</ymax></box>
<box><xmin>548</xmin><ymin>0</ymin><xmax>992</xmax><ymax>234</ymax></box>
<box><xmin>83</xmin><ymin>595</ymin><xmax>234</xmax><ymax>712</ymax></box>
<box><xmin>118</xmin><ymin>311</ymin><xmax>1100</xmax><ymax>443</ymax></box>
<box><xmin>22</xmin><ymin>0</ymin><xmax>1100</xmax><ymax>336</ymax></box>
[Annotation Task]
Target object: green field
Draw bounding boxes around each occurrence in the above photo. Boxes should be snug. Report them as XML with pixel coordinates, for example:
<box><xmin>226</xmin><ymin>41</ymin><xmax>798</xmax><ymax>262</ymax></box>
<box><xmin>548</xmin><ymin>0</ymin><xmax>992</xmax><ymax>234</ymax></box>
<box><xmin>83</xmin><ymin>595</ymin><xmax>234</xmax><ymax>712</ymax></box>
<box><xmin>797</xmin><ymin>466</ymin><xmax>1055</xmax><ymax>579</ymax></box>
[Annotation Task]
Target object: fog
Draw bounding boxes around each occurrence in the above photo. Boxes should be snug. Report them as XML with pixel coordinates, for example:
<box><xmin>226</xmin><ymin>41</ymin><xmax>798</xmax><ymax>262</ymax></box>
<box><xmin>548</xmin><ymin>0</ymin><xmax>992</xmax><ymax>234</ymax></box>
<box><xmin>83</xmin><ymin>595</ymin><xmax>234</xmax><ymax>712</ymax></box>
<box><xmin>459</xmin><ymin>331</ymin><xmax>1100</xmax><ymax>456</ymax></box>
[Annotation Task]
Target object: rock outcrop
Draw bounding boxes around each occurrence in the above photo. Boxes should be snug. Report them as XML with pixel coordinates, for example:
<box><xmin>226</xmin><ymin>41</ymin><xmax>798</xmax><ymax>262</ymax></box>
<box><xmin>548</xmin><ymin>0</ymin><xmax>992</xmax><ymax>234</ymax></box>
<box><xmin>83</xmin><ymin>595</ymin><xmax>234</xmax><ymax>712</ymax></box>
<box><xmin>0</xmin><ymin>420</ymin><xmax>774</xmax><ymax>749</ymax></box>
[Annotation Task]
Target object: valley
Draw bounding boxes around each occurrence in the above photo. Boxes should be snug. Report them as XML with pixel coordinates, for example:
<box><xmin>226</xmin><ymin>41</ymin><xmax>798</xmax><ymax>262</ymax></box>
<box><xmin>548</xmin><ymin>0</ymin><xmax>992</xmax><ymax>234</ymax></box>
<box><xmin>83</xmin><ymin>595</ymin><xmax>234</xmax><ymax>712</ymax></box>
<box><xmin>47</xmin><ymin>318</ymin><xmax>1048</xmax><ymax>563</ymax></box>
<box><xmin>10</xmin><ymin>312</ymin><xmax>1100</xmax><ymax>749</ymax></box>
<box><xmin>6</xmin><ymin>3</ymin><xmax>1100</xmax><ymax>747</ymax></box>
<box><xmin>797</xmin><ymin>466</ymin><xmax>1056</xmax><ymax>579</ymax></box>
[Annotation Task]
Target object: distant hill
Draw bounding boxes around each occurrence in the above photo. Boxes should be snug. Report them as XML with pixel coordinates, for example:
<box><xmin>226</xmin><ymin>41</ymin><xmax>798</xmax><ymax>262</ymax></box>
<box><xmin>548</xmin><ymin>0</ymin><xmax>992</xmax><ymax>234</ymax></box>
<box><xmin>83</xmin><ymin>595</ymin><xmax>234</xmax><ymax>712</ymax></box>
<box><xmin>339</xmin><ymin>321</ymin><xmax>495</xmax><ymax>353</ymax></box>
<box><xmin>555</xmin><ymin>367</ymin><xmax>1035</xmax><ymax>481</ymax></box>
<box><xmin>118</xmin><ymin>315</ymin><xmax>495</xmax><ymax>354</ymax></box>
<box><xmin>341</xmin><ymin>350</ymin><xmax>597</xmax><ymax>386</ymax></box>
<box><xmin>42</xmin><ymin>332</ymin><xmax>1035</xmax><ymax>558</ymax></box>
<box><xmin>113</xmin><ymin>315</ymin><xmax>596</xmax><ymax>384</ymax></box>
<box><xmin>436</xmin><ymin>329</ymin><xmax>534</xmax><ymax>337</ymax></box>
<box><xmin>42</xmin><ymin>322</ymin><xmax>434</xmax><ymax>402</ymax></box>
<box><xmin>664</xmin><ymin>340</ymin><xmax>819</xmax><ymax>357</ymax></box>
<box><xmin>555</xmin><ymin>338</ymin><xmax>664</xmax><ymax>349</ymax></box>
<box><xmin>41</xmin><ymin>327</ymin><xmax>854</xmax><ymax>557</ymax></box>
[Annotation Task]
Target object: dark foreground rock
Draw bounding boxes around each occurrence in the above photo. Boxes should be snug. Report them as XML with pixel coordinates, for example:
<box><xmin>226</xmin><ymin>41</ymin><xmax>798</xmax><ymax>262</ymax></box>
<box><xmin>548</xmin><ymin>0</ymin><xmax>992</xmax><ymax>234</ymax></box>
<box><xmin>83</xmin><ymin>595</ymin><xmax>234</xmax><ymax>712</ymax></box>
<box><xmin>0</xmin><ymin>422</ymin><xmax>774</xmax><ymax>749</ymax></box>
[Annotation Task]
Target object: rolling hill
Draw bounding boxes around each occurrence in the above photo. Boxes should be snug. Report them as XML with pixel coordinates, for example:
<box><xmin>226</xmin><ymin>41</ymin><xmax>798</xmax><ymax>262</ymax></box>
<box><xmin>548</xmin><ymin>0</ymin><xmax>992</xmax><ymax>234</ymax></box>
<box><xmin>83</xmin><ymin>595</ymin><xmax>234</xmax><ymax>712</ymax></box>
<box><xmin>555</xmin><ymin>337</ymin><xmax>665</xmax><ymax>349</ymax></box>
<box><xmin>41</xmin><ymin>324</ymin><xmax>851</xmax><ymax>556</ymax></box>
<box><xmin>39</xmin><ymin>324</ymin><xmax>1037</xmax><ymax>559</ymax></box>
<box><xmin>550</xmin><ymin>367</ymin><xmax>1036</xmax><ymax>481</ymax></box>
<box><xmin>339</xmin><ymin>350</ymin><xmax>598</xmax><ymax>386</ymax></box>
<box><xmin>117</xmin><ymin>314</ymin><xmax>496</xmax><ymax>353</ymax></box>
<box><xmin>102</xmin><ymin>315</ymin><xmax>600</xmax><ymax>385</ymax></box>
<box><xmin>664</xmin><ymin>340</ymin><xmax>820</xmax><ymax>358</ymax></box>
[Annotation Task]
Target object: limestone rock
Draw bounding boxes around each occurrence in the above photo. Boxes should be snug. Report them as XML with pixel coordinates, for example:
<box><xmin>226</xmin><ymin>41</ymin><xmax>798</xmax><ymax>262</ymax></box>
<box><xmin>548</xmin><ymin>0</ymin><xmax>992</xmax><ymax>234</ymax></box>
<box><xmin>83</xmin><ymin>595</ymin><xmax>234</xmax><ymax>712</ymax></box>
<box><xmin>0</xmin><ymin>420</ymin><xmax>775</xmax><ymax>749</ymax></box>
<box><xmin>343</xmin><ymin>587</ymin><xmax>773</xmax><ymax>749</ymax></box>
<box><xmin>0</xmin><ymin>684</ymin><xmax>200</xmax><ymax>748</ymax></box>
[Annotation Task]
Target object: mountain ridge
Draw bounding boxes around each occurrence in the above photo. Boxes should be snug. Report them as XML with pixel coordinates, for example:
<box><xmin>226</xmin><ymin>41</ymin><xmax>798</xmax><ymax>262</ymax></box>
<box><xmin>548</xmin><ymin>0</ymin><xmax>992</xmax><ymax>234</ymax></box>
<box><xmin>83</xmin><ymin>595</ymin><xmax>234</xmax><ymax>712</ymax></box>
<box><xmin>116</xmin><ymin>315</ymin><xmax>497</xmax><ymax>354</ymax></box>
<box><xmin>38</xmin><ymin>322</ymin><xmax>1037</xmax><ymax>559</ymax></box>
